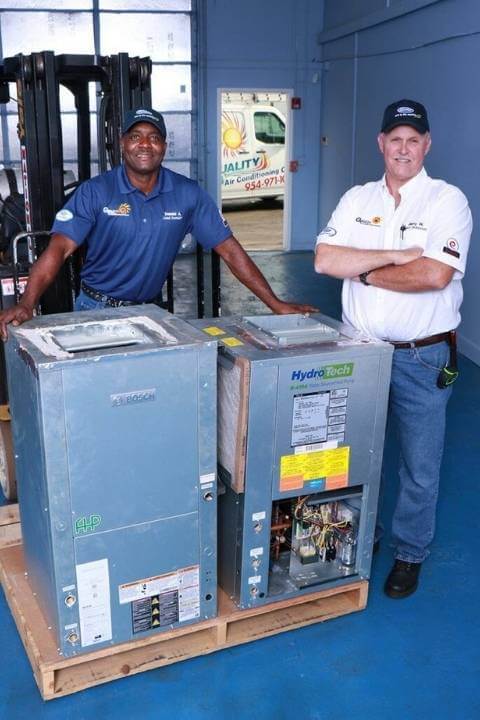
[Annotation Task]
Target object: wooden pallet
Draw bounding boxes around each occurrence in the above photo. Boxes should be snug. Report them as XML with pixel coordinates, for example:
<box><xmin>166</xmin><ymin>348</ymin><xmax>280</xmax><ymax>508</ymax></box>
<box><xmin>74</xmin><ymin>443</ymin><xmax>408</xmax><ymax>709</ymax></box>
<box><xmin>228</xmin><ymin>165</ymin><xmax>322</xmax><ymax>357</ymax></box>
<box><xmin>0</xmin><ymin>503</ymin><xmax>21</xmax><ymax>549</ymax></box>
<box><xmin>0</xmin><ymin>543</ymin><xmax>368</xmax><ymax>700</ymax></box>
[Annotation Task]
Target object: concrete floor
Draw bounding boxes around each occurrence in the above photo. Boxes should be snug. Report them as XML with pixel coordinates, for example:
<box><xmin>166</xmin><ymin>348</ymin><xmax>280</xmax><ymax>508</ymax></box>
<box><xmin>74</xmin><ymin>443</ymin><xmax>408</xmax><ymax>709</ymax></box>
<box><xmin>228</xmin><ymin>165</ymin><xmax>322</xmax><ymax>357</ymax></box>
<box><xmin>222</xmin><ymin>199</ymin><xmax>284</xmax><ymax>251</ymax></box>
<box><xmin>171</xmin><ymin>249</ymin><xmax>340</xmax><ymax>320</ymax></box>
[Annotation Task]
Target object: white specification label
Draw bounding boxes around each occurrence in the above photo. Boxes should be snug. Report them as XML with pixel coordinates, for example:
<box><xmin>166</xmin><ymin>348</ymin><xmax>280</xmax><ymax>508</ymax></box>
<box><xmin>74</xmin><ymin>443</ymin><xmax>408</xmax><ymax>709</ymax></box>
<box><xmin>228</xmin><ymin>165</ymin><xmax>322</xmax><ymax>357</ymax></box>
<box><xmin>200</xmin><ymin>472</ymin><xmax>215</xmax><ymax>486</ymax></box>
<box><xmin>76</xmin><ymin>558</ymin><xmax>112</xmax><ymax>648</ymax></box>
<box><xmin>328</xmin><ymin>414</ymin><xmax>346</xmax><ymax>426</ymax></box>
<box><xmin>252</xmin><ymin>511</ymin><xmax>266</xmax><ymax>521</ymax></box>
<box><xmin>248</xmin><ymin>575</ymin><xmax>262</xmax><ymax>585</ymax></box>
<box><xmin>328</xmin><ymin>432</ymin><xmax>345</xmax><ymax>441</ymax></box>
<box><xmin>330</xmin><ymin>388</ymin><xmax>348</xmax><ymax>398</ymax></box>
<box><xmin>292</xmin><ymin>392</ymin><xmax>329</xmax><ymax>445</ymax></box>
<box><xmin>178</xmin><ymin>566</ymin><xmax>201</xmax><ymax>623</ymax></box>
<box><xmin>119</xmin><ymin>565</ymin><xmax>200</xmax><ymax>623</ymax></box>
<box><xmin>329</xmin><ymin>406</ymin><xmax>347</xmax><ymax>417</ymax></box>
<box><xmin>294</xmin><ymin>440</ymin><xmax>338</xmax><ymax>453</ymax></box>
<box><xmin>249</xmin><ymin>547</ymin><xmax>264</xmax><ymax>557</ymax></box>
<box><xmin>329</xmin><ymin>397</ymin><xmax>347</xmax><ymax>408</ymax></box>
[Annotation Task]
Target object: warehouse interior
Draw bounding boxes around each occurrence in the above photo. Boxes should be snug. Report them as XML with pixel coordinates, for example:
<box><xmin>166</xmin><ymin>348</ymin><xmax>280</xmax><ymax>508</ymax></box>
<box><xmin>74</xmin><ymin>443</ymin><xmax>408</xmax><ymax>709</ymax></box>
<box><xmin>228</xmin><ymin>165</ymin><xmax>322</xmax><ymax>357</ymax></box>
<box><xmin>0</xmin><ymin>1</ymin><xmax>479</xmax><ymax>718</ymax></box>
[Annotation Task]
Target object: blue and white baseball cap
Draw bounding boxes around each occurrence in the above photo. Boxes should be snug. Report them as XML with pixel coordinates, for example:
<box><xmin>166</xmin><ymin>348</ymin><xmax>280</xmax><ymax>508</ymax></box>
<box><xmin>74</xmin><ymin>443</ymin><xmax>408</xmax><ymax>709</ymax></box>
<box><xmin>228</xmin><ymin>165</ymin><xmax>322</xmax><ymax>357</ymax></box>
<box><xmin>122</xmin><ymin>107</ymin><xmax>167</xmax><ymax>138</ymax></box>
<box><xmin>381</xmin><ymin>99</ymin><xmax>430</xmax><ymax>134</ymax></box>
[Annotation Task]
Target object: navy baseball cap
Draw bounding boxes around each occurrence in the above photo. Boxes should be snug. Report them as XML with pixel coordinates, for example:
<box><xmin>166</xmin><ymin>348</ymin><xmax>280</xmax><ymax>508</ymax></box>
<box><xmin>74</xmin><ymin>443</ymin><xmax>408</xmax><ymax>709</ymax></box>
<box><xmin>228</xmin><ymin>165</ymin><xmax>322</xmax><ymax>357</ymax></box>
<box><xmin>122</xmin><ymin>107</ymin><xmax>167</xmax><ymax>138</ymax></box>
<box><xmin>381</xmin><ymin>99</ymin><xmax>430</xmax><ymax>134</ymax></box>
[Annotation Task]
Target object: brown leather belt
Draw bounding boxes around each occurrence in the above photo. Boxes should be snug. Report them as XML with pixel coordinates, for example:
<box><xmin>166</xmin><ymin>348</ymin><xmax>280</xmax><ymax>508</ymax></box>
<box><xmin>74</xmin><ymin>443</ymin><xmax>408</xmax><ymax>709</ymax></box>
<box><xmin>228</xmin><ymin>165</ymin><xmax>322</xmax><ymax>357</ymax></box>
<box><xmin>387</xmin><ymin>331</ymin><xmax>453</xmax><ymax>350</ymax></box>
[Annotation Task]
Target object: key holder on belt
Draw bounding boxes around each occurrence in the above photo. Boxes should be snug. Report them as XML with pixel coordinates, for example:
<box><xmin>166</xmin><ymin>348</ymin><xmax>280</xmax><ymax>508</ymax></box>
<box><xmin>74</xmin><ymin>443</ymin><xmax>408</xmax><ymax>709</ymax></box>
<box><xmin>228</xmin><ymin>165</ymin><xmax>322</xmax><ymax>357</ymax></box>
<box><xmin>437</xmin><ymin>330</ymin><xmax>458</xmax><ymax>389</ymax></box>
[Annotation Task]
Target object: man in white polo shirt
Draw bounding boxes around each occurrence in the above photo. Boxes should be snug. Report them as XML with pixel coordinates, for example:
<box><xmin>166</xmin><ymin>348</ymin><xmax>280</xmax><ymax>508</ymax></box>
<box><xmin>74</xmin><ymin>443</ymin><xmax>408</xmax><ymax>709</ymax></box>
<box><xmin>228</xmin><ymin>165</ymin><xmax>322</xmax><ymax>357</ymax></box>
<box><xmin>314</xmin><ymin>99</ymin><xmax>472</xmax><ymax>599</ymax></box>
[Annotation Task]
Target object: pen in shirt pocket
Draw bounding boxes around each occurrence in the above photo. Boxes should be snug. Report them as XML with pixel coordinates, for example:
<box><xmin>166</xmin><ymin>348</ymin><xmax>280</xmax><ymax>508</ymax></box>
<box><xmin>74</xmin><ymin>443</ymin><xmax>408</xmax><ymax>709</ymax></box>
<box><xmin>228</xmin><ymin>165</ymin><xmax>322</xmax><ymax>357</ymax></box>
<box><xmin>400</xmin><ymin>224</ymin><xmax>406</xmax><ymax>241</ymax></box>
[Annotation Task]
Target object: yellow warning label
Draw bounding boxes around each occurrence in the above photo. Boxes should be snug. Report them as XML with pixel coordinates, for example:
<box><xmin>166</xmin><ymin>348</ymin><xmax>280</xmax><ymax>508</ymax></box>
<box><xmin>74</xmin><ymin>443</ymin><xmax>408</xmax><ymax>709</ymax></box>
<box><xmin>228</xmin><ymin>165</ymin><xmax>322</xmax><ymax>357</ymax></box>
<box><xmin>280</xmin><ymin>446</ymin><xmax>350</xmax><ymax>492</ymax></box>
<box><xmin>203</xmin><ymin>326</ymin><xmax>226</xmax><ymax>336</ymax></box>
<box><xmin>222</xmin><ymin>336</ymin><xmax>244</xmax><ymax>347</ymax></box>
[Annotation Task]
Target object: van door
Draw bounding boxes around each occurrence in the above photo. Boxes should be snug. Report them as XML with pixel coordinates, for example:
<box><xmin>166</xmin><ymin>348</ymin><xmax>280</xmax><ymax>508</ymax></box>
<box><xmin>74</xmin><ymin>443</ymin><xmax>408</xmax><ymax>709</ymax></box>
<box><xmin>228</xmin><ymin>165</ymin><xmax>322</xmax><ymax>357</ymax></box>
<box><xmin>221</xmin><ymin>105</ymin><xmax>286</xmax><ymax>201</ymax></box>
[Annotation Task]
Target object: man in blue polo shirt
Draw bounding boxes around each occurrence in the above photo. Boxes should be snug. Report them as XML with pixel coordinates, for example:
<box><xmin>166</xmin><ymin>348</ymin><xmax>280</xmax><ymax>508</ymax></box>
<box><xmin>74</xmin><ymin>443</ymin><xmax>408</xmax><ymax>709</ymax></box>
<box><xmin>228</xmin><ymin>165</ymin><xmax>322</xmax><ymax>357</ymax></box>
<box><xmin>0</xmin><ymin>107</ymin><xmax>316</xmax><ymax>335</ymax></box>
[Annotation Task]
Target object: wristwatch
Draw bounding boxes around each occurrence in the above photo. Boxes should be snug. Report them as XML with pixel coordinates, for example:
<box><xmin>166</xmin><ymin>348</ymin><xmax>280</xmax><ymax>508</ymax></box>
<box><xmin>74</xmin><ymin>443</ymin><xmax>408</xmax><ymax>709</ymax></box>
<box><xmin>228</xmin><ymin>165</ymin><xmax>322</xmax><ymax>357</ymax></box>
<box><xmin>359</xmin><ymin>270</ymin><xmax>372</xmax><ymax>286</ymax></box>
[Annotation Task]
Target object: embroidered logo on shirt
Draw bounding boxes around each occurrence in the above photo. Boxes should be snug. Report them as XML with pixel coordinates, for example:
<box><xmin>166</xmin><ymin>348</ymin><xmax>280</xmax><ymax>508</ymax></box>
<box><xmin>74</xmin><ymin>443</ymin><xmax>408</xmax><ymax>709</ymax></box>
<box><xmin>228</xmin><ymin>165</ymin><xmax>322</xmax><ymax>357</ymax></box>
<box><xmin>163</xmin><ymin>211</ymin><xmax>183</xmax><ymax>221</ymax></box>
<box><xmin>442</xmin><ymin>238</ymin><xmax>460</xmax><ymax>259</ymax></box>
<box><xmin>56</xmin><ymin>209</ymin><xmax>73</xmax><ymax>222</ymax></box>
<box><xmin>355</xmin><ymin>216</ymin><xmax>382</xmax><ymax>227</ymax></box>
<box><xmin>103</xmin><ymin>203</ymin><xmax>131</xmax><ymax>216</ymax></box>
<box><xmin>318</xmin><ymin>226</ymin><xmax>337</xmax><ymax>237</ymax></box>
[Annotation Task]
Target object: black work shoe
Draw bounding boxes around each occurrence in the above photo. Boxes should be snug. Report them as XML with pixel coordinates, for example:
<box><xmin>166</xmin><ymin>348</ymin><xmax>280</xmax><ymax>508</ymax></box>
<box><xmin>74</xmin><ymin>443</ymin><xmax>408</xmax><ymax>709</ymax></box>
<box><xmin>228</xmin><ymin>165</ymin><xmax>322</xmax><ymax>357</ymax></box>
<box><xmin>384</xmin><ymin>559</ymin><xmax>421</xmax><ymax>599</ymax></box>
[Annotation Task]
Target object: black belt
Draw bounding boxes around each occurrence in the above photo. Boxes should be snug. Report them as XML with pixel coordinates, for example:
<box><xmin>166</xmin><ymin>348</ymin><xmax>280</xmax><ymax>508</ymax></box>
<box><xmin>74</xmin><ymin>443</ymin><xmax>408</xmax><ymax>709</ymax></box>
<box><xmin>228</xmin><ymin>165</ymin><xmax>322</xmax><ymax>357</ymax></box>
<box><xmin>81</xmin><ymin>281</ymin><xmax>143</xmax><ymax>308</ymax></box>
<box><xmin>387</xmin><ymin>331</ymin><xmax>453</xmax><ymax>350</ymax></box>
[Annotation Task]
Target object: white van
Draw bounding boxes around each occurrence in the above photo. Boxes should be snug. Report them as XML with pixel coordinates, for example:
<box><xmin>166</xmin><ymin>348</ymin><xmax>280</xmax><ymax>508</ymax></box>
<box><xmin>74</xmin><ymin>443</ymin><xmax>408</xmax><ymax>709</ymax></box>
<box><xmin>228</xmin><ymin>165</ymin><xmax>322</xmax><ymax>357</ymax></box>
<box><xmin>221</xmin><ymin>93</ymin><xmax>286</xmax><ymax>202</ymax></box>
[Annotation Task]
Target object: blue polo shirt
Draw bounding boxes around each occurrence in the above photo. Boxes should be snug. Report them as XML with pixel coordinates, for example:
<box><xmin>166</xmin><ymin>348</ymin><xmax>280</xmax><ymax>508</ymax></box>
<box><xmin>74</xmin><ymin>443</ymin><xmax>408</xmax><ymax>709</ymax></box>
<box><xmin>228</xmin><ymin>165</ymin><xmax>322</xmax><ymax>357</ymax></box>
<box><xmin>51</xmin><ymin>165</ymin><xmax>232</xmax><ymax>302</ymax></box>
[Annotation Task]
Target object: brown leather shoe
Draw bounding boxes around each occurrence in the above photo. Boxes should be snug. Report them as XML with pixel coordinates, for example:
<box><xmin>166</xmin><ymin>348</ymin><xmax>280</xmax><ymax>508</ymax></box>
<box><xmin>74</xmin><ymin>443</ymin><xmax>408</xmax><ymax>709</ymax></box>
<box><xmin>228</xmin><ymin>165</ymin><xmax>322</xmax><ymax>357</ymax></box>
<box><xmin>384</xmin><ymin>559</ymin><xmax>421</xmax><ymax>599</ymax></box>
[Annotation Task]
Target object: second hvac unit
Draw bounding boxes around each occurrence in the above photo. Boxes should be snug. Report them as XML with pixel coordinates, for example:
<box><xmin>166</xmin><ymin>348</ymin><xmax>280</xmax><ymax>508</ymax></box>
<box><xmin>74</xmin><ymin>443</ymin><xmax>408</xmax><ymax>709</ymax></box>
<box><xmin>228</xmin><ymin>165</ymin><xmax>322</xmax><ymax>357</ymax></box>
<box><xmin>191</xmin><ymin>313</ymin><xmax>393</xmax><ymax>608</ymax></box>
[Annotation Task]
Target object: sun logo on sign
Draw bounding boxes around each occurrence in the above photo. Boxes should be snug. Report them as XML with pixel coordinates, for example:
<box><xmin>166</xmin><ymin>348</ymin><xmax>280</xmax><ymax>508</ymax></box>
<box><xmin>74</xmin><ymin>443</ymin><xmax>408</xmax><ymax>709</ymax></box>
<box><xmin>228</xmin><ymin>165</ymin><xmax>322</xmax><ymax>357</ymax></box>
<box><xmin>222</xmin><ymin>111</ymin><xmax>247</xmax><ymax>158</ymax></box>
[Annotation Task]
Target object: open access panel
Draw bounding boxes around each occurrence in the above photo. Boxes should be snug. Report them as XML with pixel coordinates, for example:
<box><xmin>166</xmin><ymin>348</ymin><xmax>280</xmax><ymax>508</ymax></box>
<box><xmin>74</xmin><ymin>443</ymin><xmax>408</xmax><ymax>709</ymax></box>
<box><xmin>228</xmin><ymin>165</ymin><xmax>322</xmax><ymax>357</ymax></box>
<box><xmin>5</xmin><ymin>306</ymin><xmax>217</xmax><ymax>656</ymax></box>
<box><xmin>191</xmin><ymin>313</ymin><xmax>393</xmax><ymax>608</ymax></box>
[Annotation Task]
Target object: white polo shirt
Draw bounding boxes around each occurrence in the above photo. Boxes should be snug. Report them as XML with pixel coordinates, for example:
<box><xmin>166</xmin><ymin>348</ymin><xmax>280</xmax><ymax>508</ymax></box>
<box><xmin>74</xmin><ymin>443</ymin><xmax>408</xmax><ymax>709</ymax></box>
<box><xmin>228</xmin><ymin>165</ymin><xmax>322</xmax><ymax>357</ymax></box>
<box><xmin>316</xmin><ymin>168</ymin><xmax>472</xmax><ymax>341</ymax></box>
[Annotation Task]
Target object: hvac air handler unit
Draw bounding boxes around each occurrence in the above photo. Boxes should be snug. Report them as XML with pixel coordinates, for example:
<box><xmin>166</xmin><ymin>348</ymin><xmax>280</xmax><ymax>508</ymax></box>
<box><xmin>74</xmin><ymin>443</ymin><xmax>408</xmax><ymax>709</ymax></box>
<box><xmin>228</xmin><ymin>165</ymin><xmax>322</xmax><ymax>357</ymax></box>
<box><xmin>191</xmin><ymin>313</ymin><xmax>393</xmax><ymax>608</ymax></box>
<box><xmin>5</xmin><ymin>306</ymin><xmax>217</xmax><ymax>657</ymax></box>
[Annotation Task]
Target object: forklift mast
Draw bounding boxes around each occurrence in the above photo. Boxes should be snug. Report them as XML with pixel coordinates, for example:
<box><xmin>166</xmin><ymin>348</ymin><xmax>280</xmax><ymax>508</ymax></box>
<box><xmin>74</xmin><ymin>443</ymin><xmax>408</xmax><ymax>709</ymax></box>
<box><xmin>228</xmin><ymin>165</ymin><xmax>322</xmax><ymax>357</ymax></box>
<box><xmin>1</xmin><ymin>51</ymin><xmax>153</xmax><ymax>315</ymax></box>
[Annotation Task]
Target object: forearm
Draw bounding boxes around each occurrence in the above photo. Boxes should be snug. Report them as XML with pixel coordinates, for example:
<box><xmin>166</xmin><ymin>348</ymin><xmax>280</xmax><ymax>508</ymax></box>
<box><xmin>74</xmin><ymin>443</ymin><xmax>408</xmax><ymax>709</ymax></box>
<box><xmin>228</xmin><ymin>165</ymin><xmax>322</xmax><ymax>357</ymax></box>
<box><xmin>366</xmin><ymin>257</ymin><xmax>454</xmax><ymax>292</ymax></box>
<box><xmin>215</xmin><ymin>237</ymin><xmax>283</xmax><ymax>311</ymax></box>
<box><xmin>314</xmin><ymin>243</ymin><xmax>400</xmax><ymax>278</ymax></box>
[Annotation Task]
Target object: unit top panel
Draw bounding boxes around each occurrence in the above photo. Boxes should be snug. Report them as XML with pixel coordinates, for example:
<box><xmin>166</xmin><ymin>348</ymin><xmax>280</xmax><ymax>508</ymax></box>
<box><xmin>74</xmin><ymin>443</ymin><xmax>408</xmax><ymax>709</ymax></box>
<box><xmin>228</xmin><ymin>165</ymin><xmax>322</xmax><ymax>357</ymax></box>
<box><xmin>9</xmin><ymin>305</ymin><xmax>215</xmax><ymax>366</ymax></box>
<box><xmin>243</xmin><ymin>314</ymin><xmax>340</xmax><ymax>346</ymax></box>
<box><xmin>190</xmin><ymin>313</ymin><xmax>392</xmax><ymax>362</ymax></box>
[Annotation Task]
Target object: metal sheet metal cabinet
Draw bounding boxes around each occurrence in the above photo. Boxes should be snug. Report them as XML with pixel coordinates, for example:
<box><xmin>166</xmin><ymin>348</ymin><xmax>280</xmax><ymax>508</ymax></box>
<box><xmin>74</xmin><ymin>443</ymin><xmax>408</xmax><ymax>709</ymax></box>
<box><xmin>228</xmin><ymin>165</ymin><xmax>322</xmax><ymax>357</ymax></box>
<box><xmin>190</xmin><ymin>313</ymin><xmax>393</xmax><ymax>609</ymax></box>
<box><xmin>5</xmin><ymin>306</ymin><xmax>217</xmax><ymax>657</ymax></box>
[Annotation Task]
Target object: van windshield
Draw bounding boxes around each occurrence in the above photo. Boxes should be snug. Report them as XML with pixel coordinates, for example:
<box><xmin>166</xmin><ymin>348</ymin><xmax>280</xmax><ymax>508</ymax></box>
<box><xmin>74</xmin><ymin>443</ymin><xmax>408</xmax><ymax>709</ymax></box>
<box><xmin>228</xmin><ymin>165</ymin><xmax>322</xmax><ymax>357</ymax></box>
<box><xmin>254</xmin><ymin>112</ymin><xmax>285</xmax><ymax>144</ymax></box>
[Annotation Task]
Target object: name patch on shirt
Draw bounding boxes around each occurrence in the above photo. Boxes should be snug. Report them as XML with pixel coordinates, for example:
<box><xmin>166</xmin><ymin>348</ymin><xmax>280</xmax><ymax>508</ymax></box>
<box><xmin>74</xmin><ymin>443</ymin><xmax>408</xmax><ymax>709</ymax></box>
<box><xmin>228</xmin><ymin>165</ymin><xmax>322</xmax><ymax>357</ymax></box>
<box><xmin>355</xmin><ymin>216</ymin><xmax>382</xmax><ymax>226</ymax></box>
<box><xmin>404</xmin><ymin>221</ymin><xmax>427</xmax><ymax>231</ymax></box>
<box><xmin>163</xmin><ymin>211</ymin><xmax>183</xmax><ymax>221</ymax></box>
<box><xmin>442</xmin><ymin>238</ymin><xmax>460</xmax><ymax>259</ymax></box>
<box><xmin>103</xmin><ymin>203</ymin><xmax>131</xmax><ymax>216</ymax></box>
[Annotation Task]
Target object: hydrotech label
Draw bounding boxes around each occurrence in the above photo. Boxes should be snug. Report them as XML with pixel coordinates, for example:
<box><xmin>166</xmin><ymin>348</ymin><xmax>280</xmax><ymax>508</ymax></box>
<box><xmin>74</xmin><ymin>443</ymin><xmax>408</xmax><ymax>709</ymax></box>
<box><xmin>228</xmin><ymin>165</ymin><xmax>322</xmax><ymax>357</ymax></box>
<box><xmin>291</xmin><ymin>363</ymin><xmax>354</xmax><ymax>383</ymax></box>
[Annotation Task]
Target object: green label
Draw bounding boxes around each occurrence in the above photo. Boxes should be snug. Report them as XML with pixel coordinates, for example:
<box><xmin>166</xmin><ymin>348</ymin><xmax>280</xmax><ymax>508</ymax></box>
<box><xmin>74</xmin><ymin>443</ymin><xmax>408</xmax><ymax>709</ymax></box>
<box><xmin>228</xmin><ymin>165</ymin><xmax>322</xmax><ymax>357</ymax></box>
<box><xmin>290</xmin><ymin>363</ymin><xmax>354</xmax><ymax>382</ymax></box>
<box><xmin>75</xmin><ymin>514</ymin><xmax>102</xmax><ymax>535</ymax></box>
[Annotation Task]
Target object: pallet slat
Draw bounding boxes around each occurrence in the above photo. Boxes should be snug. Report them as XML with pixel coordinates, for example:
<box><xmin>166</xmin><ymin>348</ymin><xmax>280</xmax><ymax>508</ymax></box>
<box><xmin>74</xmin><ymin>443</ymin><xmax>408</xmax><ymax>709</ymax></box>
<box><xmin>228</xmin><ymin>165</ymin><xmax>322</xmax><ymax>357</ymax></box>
<box><xmin>0</xmin><ymin>543</ymin><xmax>368</xmax><ymax>700</ymax></box>
<box><xmin>0</xmin><ymin>503</ymin><xmax>21</xmax><ymax>549</ymax></box>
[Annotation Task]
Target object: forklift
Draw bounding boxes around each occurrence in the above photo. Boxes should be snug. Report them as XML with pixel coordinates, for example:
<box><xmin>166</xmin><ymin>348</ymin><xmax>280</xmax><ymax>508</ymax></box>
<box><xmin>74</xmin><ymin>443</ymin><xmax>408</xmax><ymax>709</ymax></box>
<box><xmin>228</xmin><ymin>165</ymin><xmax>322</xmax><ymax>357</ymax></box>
<box><xmin>0</xmin><ymin>51</ymin><xmax>221</xmax><ymax>500</ymax></box>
